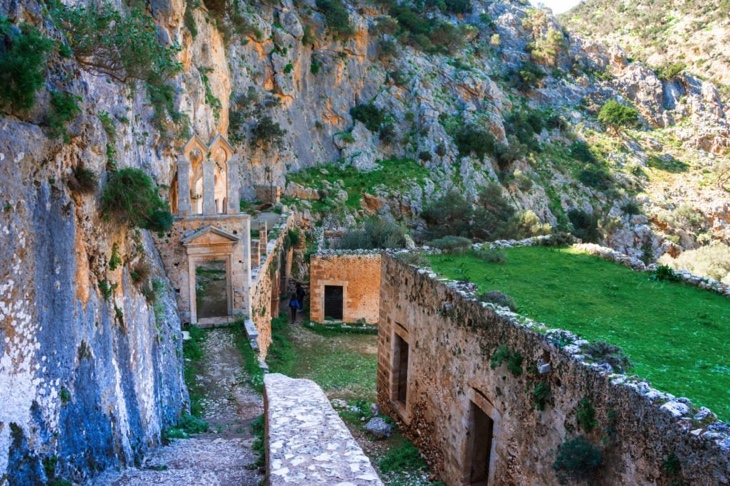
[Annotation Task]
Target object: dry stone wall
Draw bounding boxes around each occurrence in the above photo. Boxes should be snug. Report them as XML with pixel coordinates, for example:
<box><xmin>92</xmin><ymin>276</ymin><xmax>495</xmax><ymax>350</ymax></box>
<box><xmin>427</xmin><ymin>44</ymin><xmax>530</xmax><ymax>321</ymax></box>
<box><xmin>376</xmin><ymin>254</ymin><xmax>730</xmax><ymax>486</ymax></box>
<box><xmin>248</xmin><ymin>213</ymin><xmax>295</xmax><ymax>356</ymax></box>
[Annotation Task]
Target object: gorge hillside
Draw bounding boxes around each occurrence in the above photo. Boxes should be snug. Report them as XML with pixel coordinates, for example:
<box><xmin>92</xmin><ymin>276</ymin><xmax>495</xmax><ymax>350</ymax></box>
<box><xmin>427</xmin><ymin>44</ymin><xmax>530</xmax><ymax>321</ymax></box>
<box><xmin>1</xmin><ymin>0</ymin><xmax>730</xmax><ymax>480</ymax></box>
<box><xmin>561</xmin><ymin>0</ymin><xmax>730</xmax><ymax>98</ymax></box>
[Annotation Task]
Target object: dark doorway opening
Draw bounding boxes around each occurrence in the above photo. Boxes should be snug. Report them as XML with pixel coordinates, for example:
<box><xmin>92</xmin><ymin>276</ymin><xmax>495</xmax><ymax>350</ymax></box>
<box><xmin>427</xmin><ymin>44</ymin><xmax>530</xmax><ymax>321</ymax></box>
<box><xmin>324</xmin><ymin>285</ymin><xmax>343</xmax><ymax>320</ymax></box>
<box><xmin>196</xmin><ymin>260</ymin><xmax>228</xmax><ymax>319</ymax></box>
<box><xmin>468</xmin><ymin>401</ymin><xmax>494</xmax><ymax>485</ymax></box>
<box><xmin>394</xmin><ymin>333</ymin><xmax>409</xmax><ymax>405</ymax></box>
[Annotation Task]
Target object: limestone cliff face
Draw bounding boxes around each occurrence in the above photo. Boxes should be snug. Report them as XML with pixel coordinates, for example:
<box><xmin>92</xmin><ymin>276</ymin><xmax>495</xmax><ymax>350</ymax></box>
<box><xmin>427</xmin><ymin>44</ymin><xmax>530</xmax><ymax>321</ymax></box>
<box><xmin>1</xmin><ymin>0</ymin><xmax>729</xmax><ymax>481</ymax></box>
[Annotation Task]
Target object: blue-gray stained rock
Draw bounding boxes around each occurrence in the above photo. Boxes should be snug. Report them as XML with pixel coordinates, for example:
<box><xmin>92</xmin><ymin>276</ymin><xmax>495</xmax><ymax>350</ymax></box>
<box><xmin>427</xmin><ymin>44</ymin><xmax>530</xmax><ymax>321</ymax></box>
<box><xmin>364</xmin><ymin>418</ymin><xmax>392</xmax><ymax>440</ymax></box>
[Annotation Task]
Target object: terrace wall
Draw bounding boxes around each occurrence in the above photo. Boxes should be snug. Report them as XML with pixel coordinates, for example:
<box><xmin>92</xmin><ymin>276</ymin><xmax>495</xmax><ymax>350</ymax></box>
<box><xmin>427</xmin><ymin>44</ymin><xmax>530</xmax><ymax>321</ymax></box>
<box><xmin>377</xmin><ymin>254</ymin><xmax>730</xmax><ymax>485</ymax></box>
<box><xmin>310</xmin><ymin>253</ymin><xmax>381</xmax><ymax>324</ymax></box>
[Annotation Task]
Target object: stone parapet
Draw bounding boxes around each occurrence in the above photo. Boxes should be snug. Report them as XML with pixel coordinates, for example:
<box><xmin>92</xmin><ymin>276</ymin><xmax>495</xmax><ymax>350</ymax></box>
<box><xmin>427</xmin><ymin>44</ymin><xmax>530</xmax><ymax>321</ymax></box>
<box><xmin>264</xmin><ymin>374</ymin><xmax>382</xmax><ymax>485</ymax></box>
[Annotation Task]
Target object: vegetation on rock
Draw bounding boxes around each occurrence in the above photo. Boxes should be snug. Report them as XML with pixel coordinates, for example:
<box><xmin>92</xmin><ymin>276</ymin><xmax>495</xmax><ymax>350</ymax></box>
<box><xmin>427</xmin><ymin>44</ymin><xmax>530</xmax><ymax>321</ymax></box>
<box><xmin>0</xmin><ymin>17</ymin><xmax>53</xmax><ymax>113</ymax></box>
<box><xmin>101</xmin><ymin>168</ymin><xmax>173</xmax><ymax>233</ymax></box>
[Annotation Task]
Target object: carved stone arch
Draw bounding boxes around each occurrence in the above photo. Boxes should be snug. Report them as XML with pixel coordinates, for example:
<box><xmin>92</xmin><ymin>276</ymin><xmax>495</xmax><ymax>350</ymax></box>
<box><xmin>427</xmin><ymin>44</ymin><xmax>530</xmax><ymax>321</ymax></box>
<box><xmin>183</xmin><ymin>135</ymin><xmax>209</xmax><ymax>164</ymax></box>
<box><xmin>208</xmin><ymin>134</ymin><xmax>234</xmax><ymax>163</ymax></box>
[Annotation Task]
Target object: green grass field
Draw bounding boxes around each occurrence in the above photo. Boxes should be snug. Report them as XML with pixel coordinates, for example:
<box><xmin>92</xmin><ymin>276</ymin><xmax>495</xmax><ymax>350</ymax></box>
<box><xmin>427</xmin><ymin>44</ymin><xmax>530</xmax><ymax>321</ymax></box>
<box><xmin>428</xmin><ymin>246</ymin><xmax>730</xmax><ymax>422</ymax></box>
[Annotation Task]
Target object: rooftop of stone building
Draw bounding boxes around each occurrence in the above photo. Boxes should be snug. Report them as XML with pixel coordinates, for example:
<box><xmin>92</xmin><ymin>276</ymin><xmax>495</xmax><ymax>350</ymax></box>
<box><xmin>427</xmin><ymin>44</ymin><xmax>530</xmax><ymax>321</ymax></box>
<box><xmin>427</xmin><ymin>245</ymin><xmax>730</xmax><ymax>422</ymax></box>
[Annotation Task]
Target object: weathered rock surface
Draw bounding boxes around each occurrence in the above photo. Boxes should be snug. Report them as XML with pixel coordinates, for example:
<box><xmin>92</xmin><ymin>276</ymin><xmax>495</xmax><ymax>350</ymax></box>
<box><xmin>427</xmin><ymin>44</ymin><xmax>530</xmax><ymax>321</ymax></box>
<box><xmin>265</xmin><ymin>373</ymin><xmax>382</xmax><ymax>485</ymax></box>
<box><xmin>363</xmin><ymin>417</ymin><xmax>392</xmax><ymax>440</ymax></box>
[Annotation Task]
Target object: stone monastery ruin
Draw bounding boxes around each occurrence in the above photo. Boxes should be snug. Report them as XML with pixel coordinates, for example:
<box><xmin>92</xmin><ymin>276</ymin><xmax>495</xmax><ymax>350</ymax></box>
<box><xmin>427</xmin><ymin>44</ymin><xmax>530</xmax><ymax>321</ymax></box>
<box><xmin>4</xmin><ymin>0</ymin><xmax>730</xmax><ymax>482</ymax></box>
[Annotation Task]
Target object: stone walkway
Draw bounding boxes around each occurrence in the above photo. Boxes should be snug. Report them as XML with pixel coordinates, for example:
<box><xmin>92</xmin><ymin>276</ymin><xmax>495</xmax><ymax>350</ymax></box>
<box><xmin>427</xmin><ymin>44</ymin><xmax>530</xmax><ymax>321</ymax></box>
<box><xmin>95</xmin><ymin>328</ymin><xmax>264</xmax><ymax>485</ymax></box>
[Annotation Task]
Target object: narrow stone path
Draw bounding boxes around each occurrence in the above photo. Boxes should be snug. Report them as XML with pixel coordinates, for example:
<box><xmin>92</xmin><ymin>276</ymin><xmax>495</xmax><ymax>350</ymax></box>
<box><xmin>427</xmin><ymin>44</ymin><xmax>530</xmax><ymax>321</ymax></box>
<box><xmin>96</xmin><ymin>328</ymin><xmax>264</xmax><ymax>485</ymax></box>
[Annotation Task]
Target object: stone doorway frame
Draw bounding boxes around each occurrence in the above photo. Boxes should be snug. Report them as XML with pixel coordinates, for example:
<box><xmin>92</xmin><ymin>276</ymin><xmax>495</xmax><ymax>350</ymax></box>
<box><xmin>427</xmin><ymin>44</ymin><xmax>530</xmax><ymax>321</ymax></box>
<box><xmin>182</xmin><ymin>227</ymin><xmax>240</xmax><ymax>325</ymax></box>
<box><xmin>462</xmin><ymin>387</ymin><xmax>500</xmax><ymax>486</ymax></box>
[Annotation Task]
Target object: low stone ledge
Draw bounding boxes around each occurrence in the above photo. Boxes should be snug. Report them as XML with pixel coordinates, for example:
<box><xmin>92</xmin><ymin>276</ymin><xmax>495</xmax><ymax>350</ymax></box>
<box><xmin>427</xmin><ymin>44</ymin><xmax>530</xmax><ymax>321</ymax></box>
<box><xmin>264</xmin><ymin>374</ymin><xmax>382</xmax><ymax>485</ymax></box>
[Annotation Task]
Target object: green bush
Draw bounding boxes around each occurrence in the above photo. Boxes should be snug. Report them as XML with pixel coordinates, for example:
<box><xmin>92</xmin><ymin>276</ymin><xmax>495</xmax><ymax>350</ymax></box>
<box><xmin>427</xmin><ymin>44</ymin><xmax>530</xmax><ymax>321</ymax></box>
<box><xmin>598</xmin><ymin>100</ymin><xmax>639</xmax><ymax>132</ymax></box>
<box><xmin>533</xmin><ymin>382</ymin><xmax>550</xmax><ymax>411</ymax></box>
<box><xmin>47</xmin><ymin>91</ymin><xmax>82</xmax><ymax>142</ymax></box>
<box><xmin>504</xmin><ymin>210</ymin><xmax>551</xmax><ymax>239</ymax></box>
<box><xmin>101</xmin><ymin>168</ymin><xmax>173</xmax><ymax>232</ymax></box>
<box><xmin>429</xmin><ymin>235</ymin><xmax>472</xmax><ymax>253</ymax></box>
<box><xmin>489</xmin><ymin>345</ymin><xmax>522</xmax><ymax>375</ymax></box>
<box><xmin>474</xmin><ymin>247</ymin><xmax>507</xmax><ymax>264</ymax></box>
<box><xmin>316</xmin><ymin>0</ymin><xmax>354</xmax><ymax>39</ymax></box>
<box><xmin>478</xmin><ymin>290</ymin><xmax>515</xmax><ymax>310</ymax></box>
<box><xmin>621</xmin><ymin>200</ymin><xmax>642</xmax><ymax>216</ymax></box>
<box><xmin>250</xmin><ymin>115</ymin><xmax>286</xmax><ymax>150</ymax></box>
<box><xmin>650</xmin><ymin>264</ymin><xmax>681</xmax><ymax>282</ymax></box>
<box><xmin>453</xmin><ymin>125</ymin><xmax>495</xmax><ymax>159</ymax></box>
<box><xmin>350</xmin><ymin>103</ymin><xmax>385</xmax><ymax>132</ymax></box>
<box><xmin>336</xmin><ymin>217</ymin><xmax>407</xmax><ymax>250</ymax></box>
<box><xmin>0</xmin><ymin>17</ymin><xmax>53</xmax><ymax>113</ymax></box>
<box><xmin>576</xmin><ymin>397</ymin><xmax>597</xmax><ymax>432</ymax></box>
<box><xmin>552</xmin><ymin>435</ymin><xmax>602</xmax><ymax>484</ymax></box>
<box><xmin>539</xmin><ymin>232</ymin><xmax>575</xmax><ymax>247</ymax></box>
<box><xmin>568</xmin><ymin>209</ymin><xmax>600</xmax><ymax>243</ymax></box>
<box><xmin>517</xmin><ymin>61</ymin><xmax>546</xmax><ymax>90</ymax></box>
<box><xmin>421</xmin><ymin>191</ymin><xmax>473</xmax><ymax>239</ymax></box>
<box><xmin>67</xmin><ymin>166</ymin><xmax>98</xmax><ymax>194</ymax></box>
<box><xmin>663</xmin><ymin>452</ymin><xmax>681</xmax><ymax>478</ymax></box>
<box><xmin>578</xmin><ymin>167</ymin><xmax>613</xmax><ymax>190</ymax></box>
<box><xmin>584</xmin><ymin>341</ymin><xmax>633</xmax><ymax>373</ymax></box>
<box><xmin>570</xmin><ymin>140</ymin><xmax>596</xmax><ymax>164</ymax></box>
<box><xmin>163</xmin><ymin>413</ymin><xmax>209</xmax><ymax>440</ymax></box>
<box><xmin>50</xmin><ymin>1</ymin><xmax>181</xmax><ymax>124</ymax></box>
<box><xmin>471</xmin><ymin>183</ymin><xmax>516</xmax><ymax>241</ymax></box>
<box><xmin>656</xmin><ymin>62</ymin><xmax>685</xmax><ymax>81</ymax></box>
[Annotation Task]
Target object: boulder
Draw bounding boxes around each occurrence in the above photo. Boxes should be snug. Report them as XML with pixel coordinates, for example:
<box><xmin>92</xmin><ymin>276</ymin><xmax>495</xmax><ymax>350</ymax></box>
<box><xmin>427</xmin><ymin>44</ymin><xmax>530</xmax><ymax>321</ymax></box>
<box><xmin>364</xmin><ymin>417</ymin><xmax>392</xmax><ymax>439</ymax></box>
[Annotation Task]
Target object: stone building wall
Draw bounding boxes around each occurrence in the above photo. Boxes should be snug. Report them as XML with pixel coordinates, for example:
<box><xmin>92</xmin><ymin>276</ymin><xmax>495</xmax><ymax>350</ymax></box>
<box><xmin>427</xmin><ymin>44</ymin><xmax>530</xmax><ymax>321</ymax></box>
<box><xmin>377</xmin><ymin>254</ymin><xmax>730</xmax><ymax>486</ymax></box>
<box><xmin>310</xmin><ymin>253</ymin><xmax>381</xmax><ymax>324</ymax></box>
<box><xmin>156</xmin><ymin>214</ymin><xmax>251</xmax><ymax>324</ymax></box>
<box><xmin>248</xmin><ymin>213</ymin><xmax>295</xmax><ymax>356</ymax></box>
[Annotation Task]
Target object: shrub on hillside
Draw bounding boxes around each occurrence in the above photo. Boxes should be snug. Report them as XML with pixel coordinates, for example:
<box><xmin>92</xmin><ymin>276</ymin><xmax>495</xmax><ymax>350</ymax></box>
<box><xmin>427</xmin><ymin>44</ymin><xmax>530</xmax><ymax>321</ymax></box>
<box><xmin>578</xmin><ymin>167</ymin><xmax>613</xmax><ymax>190</ymax></box>
<box><xmin>336</xmin><ymin>217</ymin><xmax>407</xmax><ymax>250</ymax></box>
<box><xmin>598</xmin><ymin>100</ymin><xmax>639</xmax><ymax>132</ymax></box>
<box><xmin>316</xmin><ymin>0</ymin><xmax>354</xmax><ymax>39</ymax></box>
<box><xmin>47</xmin><ymin>91</ymin><xmax>82</xmax><ymax>142</ymax></box>
<box><xmin>568</xmin><ymin>209</ymin><xmax>600</xmax><ymax>243</ymax></box>
<box><xmin>429</xmin><ymin>235</ymin><xmax>472</xmax><ymax>253</ymax></box>
<box><xmin>474</xmin><ymin>247</ymin><xmax>507</xmax><ymax>264</ymax></box>
<box><xmin>101</xmin><ymin>168</ymin><xmax>173</xmax><ymax>233</ymax></box>
<box><xmin>552</xmin><ymin>435</ymin><xmax>602</xmax><ymax>484</ymax></box>
<box><xmin>471</xmin><ymin>183</ymin><xmax>516</xmax><ymax>241</ymax></box>
<box><xmin>50</xmin><ymin>1</ymin><xmax>182</xmax><ymax>124</ymax></box>
<box><xmin>584</xmin><ymin>341</ymin><xmax>633</xmax><ymax>373</ymax></box>
<box><xmin>516</xmin><ymin>61</ymin><xmax>546</xmax><ymax>90</ymax></box>
<box><xmin>67</xmin><ymin>166</ymin><xmax>98</xmax><ymax>194</ymax></box>
<box><xmin>453</xmin><ymin>125</ymin><xmax>496</xmax><ymax>159</ymax></box>
<box><xmin>504</xmin><ymin>210</ymin><xmax>551</xmax><ymax>239</ymax></box>
<box><xmin>250</xmin><ymin>115</ymin><xmax>286</xmax><ymax>151</ymax></box>
<box><xmin>0</xmin><ymin>17</ymin><xmax>53</xmax><ymax>113</ymax></box>
<box><xmin>350</xmin><ymin>103</ymin><xmax>385</xmax><ymax>132</ymax></box>
<box><xmin>478</xmin><ymin>290</ymin><xmax>515</xmax><ymax>310</ymax></box>
<box><xmin>421</xmin><ymin>191</ymin><xmax>473</xmax><ymax>239</ymax></box>
<box><xmin>659</xmin><ymin>243</ymin><xmax>730</xmax><ymax>284</ymax></box>
<box><xmin>570</xmin><ymin>140</ymin><xmax>596</xmax><ymax>164</ymax></box>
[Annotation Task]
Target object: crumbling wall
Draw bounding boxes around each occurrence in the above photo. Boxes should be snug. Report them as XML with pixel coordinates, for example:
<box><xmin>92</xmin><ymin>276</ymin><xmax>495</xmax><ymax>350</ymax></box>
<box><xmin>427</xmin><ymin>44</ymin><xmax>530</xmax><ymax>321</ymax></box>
<box><xmin>377</xmin><ymin>254</ymin><xmax>730</xmax><ymax>486</ymax></box>
<box><xmin>310</xmin><ymin>253</ymin><xmax>381</xmax><ymax>324</ymax></box>
<box><xmin>249</xmin><ymin>214</ymin><xmax>295</xmax><ymax>356</ymax></box>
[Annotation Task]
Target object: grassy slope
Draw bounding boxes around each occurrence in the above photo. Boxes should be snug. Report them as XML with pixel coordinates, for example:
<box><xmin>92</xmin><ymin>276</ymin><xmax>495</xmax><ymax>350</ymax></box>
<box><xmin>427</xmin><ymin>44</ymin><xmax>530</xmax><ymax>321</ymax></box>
<box><xmin>286</xmin><ymin>158</ymin><xmax>431</xmax><ymax>214</ymax></box>
<box><xmin>428</xmin><ymin>246</ymin><xmax>730</xmax><ymax>421</ymax></box>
